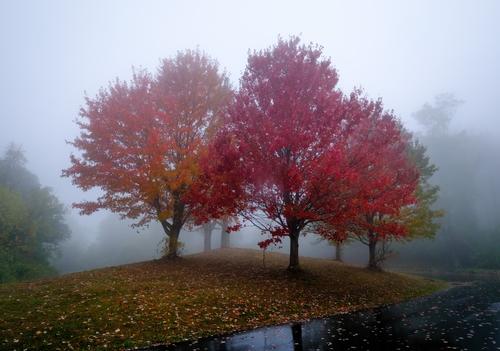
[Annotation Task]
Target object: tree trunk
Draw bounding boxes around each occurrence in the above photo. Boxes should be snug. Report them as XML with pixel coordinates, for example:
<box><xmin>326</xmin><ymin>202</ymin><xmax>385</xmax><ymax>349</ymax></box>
<box><xmin>288</xmin><ymin>230</ymin><xmax>300</xmax><ymax>270</ymax></box>
<box><xmin>220</xmin><ymin>219</ymin><xmax>230</xmax><ymax>248</ymax></box>
<box><xmin>203</xmin><ymin>225</ymin><xmax>212</xmax><ymax>252</ymax></box>
<box><xmin>166</xmin><ymin>227</ymin><xmax>180</xmax><ymax>259</ymax></box>
<box><xmin>368</xmin><ymin>231</ymin><xmax>379</xmax><ymax>270</ymax></box>
<box><xmin>334</xmin><ymin>242</ymin><xmax>343</xmax><ymax>262</ymax></box>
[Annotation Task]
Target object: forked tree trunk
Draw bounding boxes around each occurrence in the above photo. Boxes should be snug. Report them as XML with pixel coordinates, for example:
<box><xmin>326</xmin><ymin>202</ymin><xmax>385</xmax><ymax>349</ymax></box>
<box><xmin>167</xmin><ymin>227</ymin><xmax>180</xmax><ymax>259</ymax></box>
<box><xmin>220</xmin><ymin>219</ymin><xmax>230</xmax><ymax>248</ymax></box>
<box><xmin>288</xmin><ymin>229</ymin><xmax>300</xmax><ymax>270</ymax></box>
<box><xmin>159</xmin><ymin>196</ymin><xmax>185</xmax><ymax>259</ymax></box>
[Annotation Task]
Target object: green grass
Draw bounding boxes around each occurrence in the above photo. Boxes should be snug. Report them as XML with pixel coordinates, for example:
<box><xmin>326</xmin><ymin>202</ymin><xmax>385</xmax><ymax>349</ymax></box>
<box><xmin>0</xmin><ymin>248</ymin><xmax>445</xmax><ymax>350</ymax></box>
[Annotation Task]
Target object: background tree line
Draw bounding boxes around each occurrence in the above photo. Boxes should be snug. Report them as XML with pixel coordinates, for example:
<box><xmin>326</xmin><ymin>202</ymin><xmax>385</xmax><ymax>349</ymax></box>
<box><xmin>386</xmin><ymin>94</ymin><xmax>500</xmax><ymax>270</ymax></box>
<box><xmin>0</xmin><ymin>144</ymin><xmax>69</xmax><ymax>282</ymax></box>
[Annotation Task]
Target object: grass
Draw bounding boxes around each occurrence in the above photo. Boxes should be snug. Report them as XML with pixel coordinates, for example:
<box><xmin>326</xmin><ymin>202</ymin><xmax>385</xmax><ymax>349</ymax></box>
<box><xmin>0</xmin><ymin>248</ymin><xmax>444</xmax><ymax>350</ymax></box>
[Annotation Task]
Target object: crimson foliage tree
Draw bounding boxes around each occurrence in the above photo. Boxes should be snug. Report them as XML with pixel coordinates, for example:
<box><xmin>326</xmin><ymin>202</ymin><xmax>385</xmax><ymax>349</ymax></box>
<box><xmin>192</xmin><ymin>38</ymin><xmax>420</xmax><ymax>270</ymax></box>
<box><xmin>331</xmin><ymin>97</ymin><xmax>419</xmax><ymax>270</ymax></box>
<box><xmin>190</xmin><ymin>38</ymin><xmax>375</xmax><ymax>270</ymax></box>
<box><xmin>63</xmin><ymin>50</ymin><xmax>232</xmax><ymax>258</ymax></box>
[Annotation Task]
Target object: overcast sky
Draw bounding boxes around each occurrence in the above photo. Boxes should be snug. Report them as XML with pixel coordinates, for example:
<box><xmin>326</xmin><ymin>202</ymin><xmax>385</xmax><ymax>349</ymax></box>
<box><xmin>1</xmin><ymin>0</ymin><xmax>499</xmax><ymax>228</ymax></box>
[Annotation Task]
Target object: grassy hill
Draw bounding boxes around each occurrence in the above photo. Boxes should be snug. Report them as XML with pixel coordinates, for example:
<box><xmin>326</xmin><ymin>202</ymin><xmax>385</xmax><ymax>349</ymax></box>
<box><xmin>0</xmin><ymin>248</ymin><xmax>444</xmax><ymax>350</ymax></box>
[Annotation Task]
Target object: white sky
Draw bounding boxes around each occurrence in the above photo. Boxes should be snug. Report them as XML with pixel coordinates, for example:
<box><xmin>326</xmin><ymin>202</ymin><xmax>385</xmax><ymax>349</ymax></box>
<box><xmin>1</xmin><ymin>0</ymin><xmax>499</xmax><ymax>230</ymax></box>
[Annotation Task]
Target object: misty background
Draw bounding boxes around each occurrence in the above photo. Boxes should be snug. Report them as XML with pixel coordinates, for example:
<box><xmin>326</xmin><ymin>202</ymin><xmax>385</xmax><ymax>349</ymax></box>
<box><xmin>1</xmin><ymin>1</ymin><xmax>499</xmax><ymax>274</ymax></box>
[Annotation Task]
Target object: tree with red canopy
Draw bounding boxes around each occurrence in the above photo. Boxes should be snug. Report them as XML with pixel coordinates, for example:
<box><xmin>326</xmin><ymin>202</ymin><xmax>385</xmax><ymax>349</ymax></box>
<box><xmin>190</xmin><ymin>38</ymin><xmax>371</xmax><ymax>270</ymax></box>
<box><xmin>192</xmin><ymin>38</ymin><xmax>420</xmax><ymax>270</ymax></box>
<box><xmin>320</xmin><ymin>96</ymin><xmax>419</xmax><ymax>270</ymax></box>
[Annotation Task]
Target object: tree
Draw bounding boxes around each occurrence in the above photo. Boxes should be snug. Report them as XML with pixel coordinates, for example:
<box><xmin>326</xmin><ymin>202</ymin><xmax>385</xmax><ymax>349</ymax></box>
<box><xmin>63</xmin><ymin>50</ymin><xmax>232</xmax><ymax>258</ymax></box>
<box><xmin>341</xmin><ymin>98</ymin><xmax>419</xmax><ymax>270</ymax></box>
<box><xmin>190</xmin><ymin>38</ymin><xmax>370</xmax><ymax>270</ymax></box>
<box><xmin>314</xmin><ymin>112</ymin><xmax>440</xmax><ymax>270</ymax></box>
<box><xmin>310</xmin><ymin>223</ymin><xmax>349</xmax><ymax>261</ymax></box>
<box><xmin>413</xmin><ymin>93</ymin><xmax>462</xmax><ymax>135</ymax></box>
<box><xmin>219</xmin><ymin>218</ymin><xmax>231</xmax><ymax>249</ymax></box>
<box><xmin>0</xmin><ymin>185</ymin><xmax>28</xmax><ymax>281</ymax></box>
<box><xmin>369</xmin><ymin>139</ymin><xmax>444</xmax><ymax>269</ymax></box>
<box><xmin>0</xmin><ymin>145</ymin><xmax>69</xmax><ymax>282</ymax></box>
<box><xmin>201</xmin><ymin>221</ymin><xmax>216</xmax><ymax>252</ymax></box>
<box><xmin>400</xmin><ymin>139</ymin><xmax>444</xmax><ymax>240</ymax></box>
<box><xmin>0</xmin><ymin>143</ymin><xmax>39</xmax><ymax>195</ymax></box>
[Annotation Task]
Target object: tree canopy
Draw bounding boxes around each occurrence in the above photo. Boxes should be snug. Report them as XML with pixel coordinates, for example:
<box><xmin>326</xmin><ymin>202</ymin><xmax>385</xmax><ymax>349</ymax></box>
<box><xmin>63</xmin><ymin>50</ymin><xmax>232</xmax><ymax>258</ymax></box>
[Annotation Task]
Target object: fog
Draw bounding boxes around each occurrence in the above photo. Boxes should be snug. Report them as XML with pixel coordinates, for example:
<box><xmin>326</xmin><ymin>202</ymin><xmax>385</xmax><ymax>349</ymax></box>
<box><xmin>1</xmin><ymin>1</ymin><xmax>499</xmax><ymax>273</ymax></box>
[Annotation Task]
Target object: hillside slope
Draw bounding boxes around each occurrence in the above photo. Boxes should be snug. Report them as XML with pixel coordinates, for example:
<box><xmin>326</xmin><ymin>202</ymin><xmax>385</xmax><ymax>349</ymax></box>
<box><xmin>0</xmin><ymin>248</ymin><xmax>443</xmax><ymax>350</ymax></box>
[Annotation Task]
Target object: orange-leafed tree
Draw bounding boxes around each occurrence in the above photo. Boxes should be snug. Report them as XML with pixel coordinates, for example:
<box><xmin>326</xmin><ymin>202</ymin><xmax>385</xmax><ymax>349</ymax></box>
<box><xmin>63</xmin><ymin>50</ymin><xmax>232</xmax><ymax>258</ymax></box>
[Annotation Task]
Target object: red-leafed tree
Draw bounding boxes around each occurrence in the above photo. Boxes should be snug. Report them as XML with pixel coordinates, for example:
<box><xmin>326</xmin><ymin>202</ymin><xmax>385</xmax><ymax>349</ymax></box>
<box><xmin>326</xmin><ymin>97</ymin><xmax>419</xmax><ymax>270</ymax></box>
<box><xmin>63</xmin><ymin>50</ymin><xmax>232</xmax><ymax>258</ymax></box>
<box><xmin>189</xmin><ymin>37</ymin><xmax>370</xmax><ymax>270</ymax></box>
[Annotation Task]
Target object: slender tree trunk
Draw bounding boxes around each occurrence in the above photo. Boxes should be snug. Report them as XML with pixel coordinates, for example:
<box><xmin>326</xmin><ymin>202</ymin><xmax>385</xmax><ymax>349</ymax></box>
<box><xmin>203</xmin><ymin>224</ymin><xmax>212</xmax><ymax>252</ymax></box>
<box><xmin>220</xmin><ymin>219</ymin><xmax>230</xmax><ymax>248</ymax></box>
<box><xmin>368</xmin><ymin>231</ymin><xmax>379</xmax><ymax>270</ymax></box>
<box><xmin>288</xmin><ymin>229</ymin><xmax>300</xmax><ymax>271</ymax></box>
<box><xmin>334</xmin><ymin>242</ymin><xmax>343</xmax><ymax>262</ymax></box>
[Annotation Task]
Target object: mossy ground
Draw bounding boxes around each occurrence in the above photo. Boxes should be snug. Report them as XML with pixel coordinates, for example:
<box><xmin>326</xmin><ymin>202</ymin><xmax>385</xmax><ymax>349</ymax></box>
<box><xmin>0</xmin><ymin>248</ymin><xmax>444</xmax><ymax>350</ymax></box>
